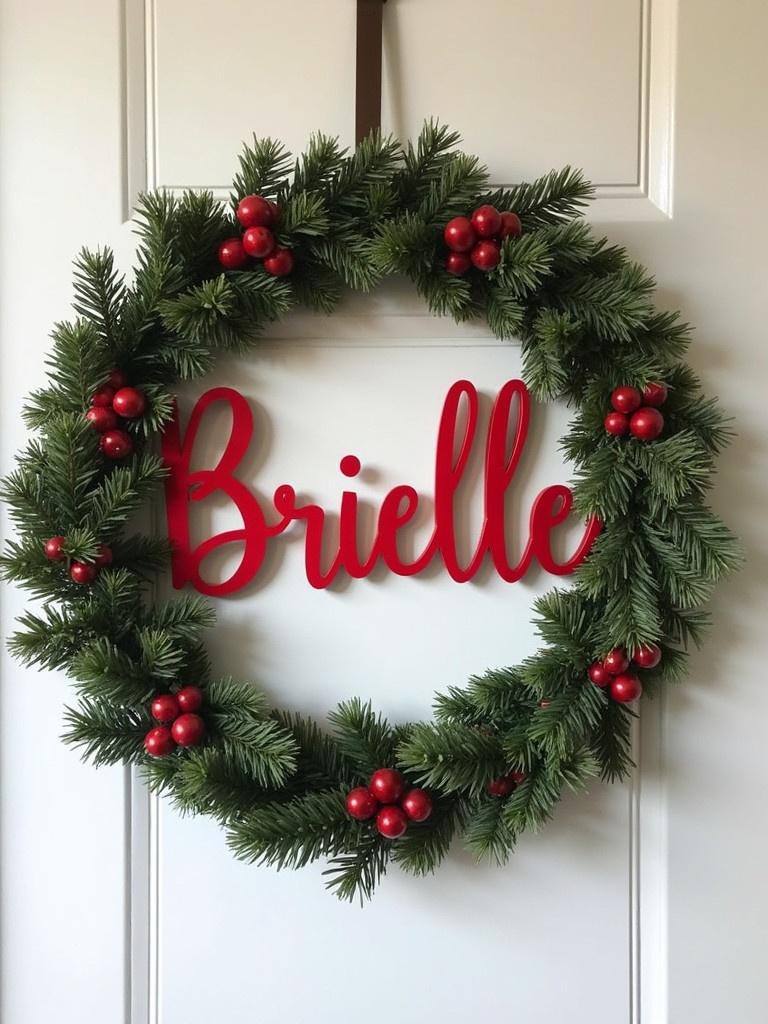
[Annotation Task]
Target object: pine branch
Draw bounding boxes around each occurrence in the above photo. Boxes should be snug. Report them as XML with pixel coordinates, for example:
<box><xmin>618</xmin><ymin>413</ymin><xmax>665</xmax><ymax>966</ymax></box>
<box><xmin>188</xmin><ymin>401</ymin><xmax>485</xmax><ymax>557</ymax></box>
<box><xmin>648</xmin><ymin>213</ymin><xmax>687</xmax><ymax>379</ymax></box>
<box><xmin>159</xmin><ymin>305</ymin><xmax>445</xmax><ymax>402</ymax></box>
<box><xmin>485</xmin><ymin>166</ymin><xmax>594</xmax><ymax>226</ymax></box>
<box><xmin>226</xmin><ymin>788</ymin><xmax>354</xmax><ymax>870</ymax></box>
<box><xmin>323</xmin><ymin>833</ymin><xmax>390</xmax><ymax>903</ymax></box>
<box><xmin>398</xmin><ymin>722</ymin><xmax>506</xmax><ymax>796</ymax></box>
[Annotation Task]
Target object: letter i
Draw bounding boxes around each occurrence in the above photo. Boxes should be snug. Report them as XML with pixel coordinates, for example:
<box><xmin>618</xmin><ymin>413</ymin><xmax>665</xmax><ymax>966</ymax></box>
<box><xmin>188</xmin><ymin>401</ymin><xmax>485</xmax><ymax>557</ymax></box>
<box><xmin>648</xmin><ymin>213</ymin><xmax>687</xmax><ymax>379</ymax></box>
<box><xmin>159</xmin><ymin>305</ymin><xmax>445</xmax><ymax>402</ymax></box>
<box><xmin>338</xmin><ymin>455</ymin><xmax>376</xmax><ymax>577</ymax></box>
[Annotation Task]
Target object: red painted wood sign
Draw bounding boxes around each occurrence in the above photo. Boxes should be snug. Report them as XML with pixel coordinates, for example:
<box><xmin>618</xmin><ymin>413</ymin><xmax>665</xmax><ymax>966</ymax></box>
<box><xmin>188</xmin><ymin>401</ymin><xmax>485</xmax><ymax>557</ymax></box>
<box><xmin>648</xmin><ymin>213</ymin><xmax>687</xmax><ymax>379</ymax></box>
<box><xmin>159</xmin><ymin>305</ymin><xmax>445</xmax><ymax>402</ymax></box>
<box><xmin>161</xmin><ymin>381</ymin><xmax>601</xmax><ymax>595</ymax></box>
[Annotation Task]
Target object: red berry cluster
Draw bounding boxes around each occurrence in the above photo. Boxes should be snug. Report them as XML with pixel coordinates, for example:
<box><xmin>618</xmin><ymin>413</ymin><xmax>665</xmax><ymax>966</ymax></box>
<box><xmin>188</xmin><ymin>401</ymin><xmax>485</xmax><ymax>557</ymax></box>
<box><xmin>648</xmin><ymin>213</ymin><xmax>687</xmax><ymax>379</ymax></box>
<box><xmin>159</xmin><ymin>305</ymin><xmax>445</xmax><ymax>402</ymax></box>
<box><xmin>345</xmin><ymin>768</ymin><xmax>433</xmax><ymax>840</ymax></box>
<box><xmin>218</xmin><ymin>195</ymin><xmax>294</xmax><ymax>277</ymax></box>
<box><xmin>604</xmin><ymin>382</ymin><xmax>667</xmax><ymax>441</ymax></box>
<box><xmin>587</xmin><ymin>644</ymin><xmax>662</xmax><ymax>703</ymax></box>
<box><xmin>86</xmin><ymin>369</ymin><xmax>147</xmax><ymax>461</ymax></box>
<box><xmin>442</xmin><ymin>204</ymin><xmax>522</xmax><ymax>276</ymax></box>
<box><xmin>44</xmin><ymin>535</ymin><xmax>113</xmax><ymax>585</ymax></box>
<box><xmin>143</xmin><ymin>685</ymin><xmax>206</xmax><ymax>757</ymax></box>
<box><xmin>486</xmin><ymin>768</ymin><xmax>526</xmax><ymax>798</ymax></box>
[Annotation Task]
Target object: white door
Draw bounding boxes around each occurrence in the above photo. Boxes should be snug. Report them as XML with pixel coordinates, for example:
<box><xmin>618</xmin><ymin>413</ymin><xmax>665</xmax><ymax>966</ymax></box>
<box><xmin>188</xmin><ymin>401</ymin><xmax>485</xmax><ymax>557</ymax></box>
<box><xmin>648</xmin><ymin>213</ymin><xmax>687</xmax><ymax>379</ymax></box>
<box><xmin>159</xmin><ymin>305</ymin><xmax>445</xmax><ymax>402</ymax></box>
<box><xmin>1</xmin><ymin>2</ymin><xmax>765</xmax><ymax>1022</ymax></box>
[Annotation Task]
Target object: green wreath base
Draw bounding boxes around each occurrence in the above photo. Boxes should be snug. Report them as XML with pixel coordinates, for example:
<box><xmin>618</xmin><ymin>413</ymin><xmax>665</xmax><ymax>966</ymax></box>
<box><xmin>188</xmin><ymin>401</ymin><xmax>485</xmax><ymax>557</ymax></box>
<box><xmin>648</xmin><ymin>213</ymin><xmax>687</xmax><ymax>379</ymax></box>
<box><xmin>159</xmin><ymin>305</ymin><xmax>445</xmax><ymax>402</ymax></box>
<box><xmin>0</xmin><ymin>123</ymin><xmax>740</xmax><ymax>901</ymax></box>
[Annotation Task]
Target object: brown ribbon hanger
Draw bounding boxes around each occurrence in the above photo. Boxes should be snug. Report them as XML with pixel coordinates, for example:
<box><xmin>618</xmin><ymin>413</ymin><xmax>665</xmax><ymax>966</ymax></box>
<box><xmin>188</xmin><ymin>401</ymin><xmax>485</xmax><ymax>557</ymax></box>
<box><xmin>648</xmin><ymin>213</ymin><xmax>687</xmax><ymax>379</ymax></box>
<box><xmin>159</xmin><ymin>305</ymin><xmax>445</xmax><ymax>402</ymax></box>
<box><xmin>355</xmin><ymin>0</ymin><xmax>387</xmax><ymax>144</ymax></box>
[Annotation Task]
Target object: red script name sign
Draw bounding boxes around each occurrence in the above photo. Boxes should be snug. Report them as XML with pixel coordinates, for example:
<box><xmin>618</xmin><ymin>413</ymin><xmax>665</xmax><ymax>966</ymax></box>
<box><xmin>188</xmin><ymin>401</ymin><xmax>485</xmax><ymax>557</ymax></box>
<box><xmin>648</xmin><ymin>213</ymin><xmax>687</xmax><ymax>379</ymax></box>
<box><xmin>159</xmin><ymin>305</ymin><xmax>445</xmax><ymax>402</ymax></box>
<box><xmin>161</xmin><ymin>381</ymin><xmax>601</xmax><ymax>595</ymax></box>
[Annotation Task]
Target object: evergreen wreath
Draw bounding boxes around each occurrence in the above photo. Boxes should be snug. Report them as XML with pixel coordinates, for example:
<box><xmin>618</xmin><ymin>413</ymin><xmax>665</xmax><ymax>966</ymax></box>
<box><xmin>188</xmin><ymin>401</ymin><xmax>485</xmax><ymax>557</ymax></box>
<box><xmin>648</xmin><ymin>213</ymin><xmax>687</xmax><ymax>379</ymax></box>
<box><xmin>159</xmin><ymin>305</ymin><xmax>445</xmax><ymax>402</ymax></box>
<box><xmin>0</xmin><ymin>123</ymin><xmax>740</xmax><ymax>902</ymax></box>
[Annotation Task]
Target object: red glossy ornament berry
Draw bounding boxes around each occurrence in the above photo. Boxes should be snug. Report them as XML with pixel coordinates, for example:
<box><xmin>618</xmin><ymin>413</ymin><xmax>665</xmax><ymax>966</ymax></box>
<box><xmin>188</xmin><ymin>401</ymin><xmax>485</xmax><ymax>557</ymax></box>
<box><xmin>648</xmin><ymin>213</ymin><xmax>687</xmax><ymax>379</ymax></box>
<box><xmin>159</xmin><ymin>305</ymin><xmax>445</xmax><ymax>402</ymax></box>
<box><xmin>345</xmin><ymin>787</ymin><xmax>379</xmax><ymax>821</ymax></box>
<box><xmin>44</xmin><ymin>535</ymin><xmax>66</xmax><ymax>561</ymax></box>
<box><xmin>401</xmin><ymin>788</ymin><xmax>433</xmax><ymax>823</ymax></box>
<box><xmin>70</xmin><ymin>561</ymin><xmax>97</xmax><ymax>585</ymax></box>
<box><xmin>100</xmin><ymin>429</ymin><xmax>134</xmax><ymax>460</ymax></box>
<box><xmin>94</xmin><ymin>544</ymin><xmax>113</xmax><ymax>567</ymax></box>
<box><xmin>91</xmin><ymin>385</ymin><xmax>115</xmax><ymax>408</ymax></box>
<box><xmin>588</xmin><ymin>662</ymin><xmax>612</xmax><ymax>687</ymax></box>
<box><xmin>445</xmin><ymin>251</ymin><xmax>471</xmax><ymax>275</ymax></box>
<box><xmin>112</xmin><ymin>387</ymin><xmax>147</xmax><ymax>419</ymax></box>
<box><xmin>642</xmin><ymin>382</ymin><xmax>668</xmax><ymax>407</ymax></box>
<box><xmin>604</xmin><ymin>648</ymin><xmax>630</xmax><ymax>674</ymax></box>
<box><xmin>236</xmin><ymin>194</ymin><xmax>274</xmax><ymax>229</ymax></box>
<box><xmin>176</xmin><ymin>685</ymin><xmax>204</xmax><ymax>713</ymax></box>
<box><xmin>443</xmin><ymin>216</ymin><xmax>476</xmax><ymax>253</ymax></box>
<box><xmin>633</xmin><ymin>643</ymin><xmax>662</xmax><ymax>669</ymax></box>
<box><xmin>604</xmin><ymin>411</ymin><xmax>629</xmax><ymax>436</ymax></box>
<box><xmin>268</xmin><ymin>201</ymin><xmax>281</xmax><ymax>224</ymax></box>
<box><xmin>217</xmin><ymin>237</ymin><xmax>248</xmax><ymax>270</ymax></box>
<box><xmin>171</xmin><ymin>712</ymin><xmax>205</xmax><ymax>748</ymax></box>
<box><xmin>263</xmin><ymin>247</ymin><xmax>294</xmax><ymax>277</ymax></box>
<box><xmin>509</xmin><ymin>770</ymin><xmax>527</xmax><ymax>784</ymax></box>
<box><xmin>107</xmin><ymin>369</ymin><xmax>129</xmax><ymax>390</ymax></box>
<box><xmin>486</xmin><ymin>775</ymin><xmax>515</xmax><ymax>798</ymax></box>
<box><xmin>144</xmin><ymin>726</ymin><xmax>176</xmax><ymax>757</ymax></box>
<box><xmin>368</xmin><ymin>768</ymin><xmax>405</xmax><ymax>804</ymax></box>
<box><xmin>471</xmin><ymin>204</ymin><xmax>502</xmax><ymax>239</ymax></box>
<box><xmin>470</xmin><ymin>240</ymin><xmax>500</xmax><ymax>271</ymax></box>
<box><xmin>85</xmin><ymin>406</ymin><xmax>119</xmax><ymax>432</ymax></box>
<box><xmin>610</xmin><ymin>386</ymin><xmax>642</xmax><ymax>415</ymax></box>
<box><xmin>376</xmin><ymin>805</ymin><xmax>408</xmax><ymax>840</ymax></box>
<box><xmin>242</xmin><ymin>226</ymin><xmax>275</xmax><ymax>258</ymax></box>
<box><xmin>629</xmin><ymin>407</ymin><xmax>664</xmax><ymax>441</ymax></box>
<box><xmin>499</xmin><ymin>211</ymin><xmax>523</xmax><ymax>239</ymax></box>
<box><xmin>611</xmin><ymin>672</ymin><xmax>643</xmax><ymax>703</ymax></box>
<box><xmin>151</xmin><ymin>693</ymin><xmax>180</xmax><ymax>723</ymax></box>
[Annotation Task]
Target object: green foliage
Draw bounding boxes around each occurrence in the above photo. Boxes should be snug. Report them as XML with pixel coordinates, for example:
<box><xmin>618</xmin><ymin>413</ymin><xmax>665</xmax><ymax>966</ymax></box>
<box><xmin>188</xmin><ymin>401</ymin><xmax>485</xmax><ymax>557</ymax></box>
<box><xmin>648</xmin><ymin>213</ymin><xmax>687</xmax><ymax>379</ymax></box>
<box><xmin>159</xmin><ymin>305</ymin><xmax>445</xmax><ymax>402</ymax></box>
<box><xmin>485</xmin><ymin>166</ymin><xmax>595</xmax><ymax>226</ymax></box>
<box><xmin>0</xmin><ymin>123</ymin><xmax>740</xmax><ymax>901</ymax></box>
<box><xmin>398</xmin><ymin>722</ymin><xmax>506</xmax><ymax>796</ymax></box>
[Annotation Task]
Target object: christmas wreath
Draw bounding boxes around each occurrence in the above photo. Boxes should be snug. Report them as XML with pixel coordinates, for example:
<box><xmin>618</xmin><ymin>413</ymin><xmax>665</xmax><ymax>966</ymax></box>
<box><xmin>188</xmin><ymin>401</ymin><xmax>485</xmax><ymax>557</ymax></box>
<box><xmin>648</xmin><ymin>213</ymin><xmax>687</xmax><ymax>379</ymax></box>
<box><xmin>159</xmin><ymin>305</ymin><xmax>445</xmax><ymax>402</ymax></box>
<box><xmin>0</xmin><ymin>123</ymin><xmax>740</xmax><ymax>901</ymax></box>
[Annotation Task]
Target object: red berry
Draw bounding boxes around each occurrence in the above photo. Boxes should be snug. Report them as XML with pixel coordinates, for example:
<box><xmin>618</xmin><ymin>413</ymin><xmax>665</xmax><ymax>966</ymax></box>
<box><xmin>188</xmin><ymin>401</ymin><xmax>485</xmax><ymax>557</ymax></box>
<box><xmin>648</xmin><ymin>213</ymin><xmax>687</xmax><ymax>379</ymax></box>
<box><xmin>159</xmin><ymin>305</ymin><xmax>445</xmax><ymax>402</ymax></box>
<box><xmin>499</xmin><ymin>211</ymin><xmax>523</xmax><ymax>239</ymax></box>
<box><xmin>217</xmin><ymin>237</ymin><xmax>248</xmax><ymax>270</ymax></box>
<box><xmin>508</xmin><ymin>770</ymin><xmax>527</xmax><ymax>784</ymax></box>
<box><xmin>629</xmin><ymin>407</ymin><xmax>664</xmax><ymax>441</ymax></box>
<box><xmin>94</xmin><ymin>544</ymin><xmax>113</xmax><ymax>567</ymax></box>
<box><xmin>486</xmin><ymin>775</ymin><xmax>515</xmax><ymax>798</ymax></box>
<box><xmin>588</xmin><ymin>662</ymin><xmax>611</xmax><ymax>687</ymax></box>
<box><xmin>445</xmin><ymin>251</ymin><xmax>471</xmax><ymax>275</ymax></box>
<box><xmin>610</xmin><ymin>386</ymin><xmax>642</xmax><ymax>415</ymax></box>
<box><xmin>70</xmin><ymin>561</ymin><xmax>97</xmax><ymax>585</ymax></box>
<box><xmin>642</xmin><ymin>382</ymin><xmax>668</xmax><ymax>407</ymax></box>
<box><xmin>107</xmin><ymin>369</ymin><xmax>128</xmax><ymax>390</ymax></box>
<box><xmin>633</xmin><ymin>643</ymin><xmax>662</xmax><ymax>669</ymax></box>
<box><xmin>345</xmin><ymin>787</ymin><xmax>379</xmax><ymax>821</ymax></box>
<box><xmin>151</xmin><ymin>693</ymin><xmax>180</xmax><ymax>723</ymax></box>
<box><xmin>401</xmin><ymin>788</ymin><xmax>433</xmax><ymax>822</ymax></box>
<box><xmin>112</xmin><ymin>387</ymin><xmax>147</xmax><ymax>419</ymax></box>
<box><xmin>100</xmin><ymin>429</ymin><xmax>134</xmax><ymax>460</ymax></box>
<box><xmin>170</xmin><ymin>712</ymin><xmax>205</xmax><ymax>748</ymax></box>
<box><xmin>242</xmin><ymin>226</ymin><xmax>275</xmax><ymax>259</ymax></box>
<box><xmin>611</xmin><ymin>672</ymin><xmax>643</xmax><ymax>703</ymax></box>
<box><xmin>44</xmin><ymin>535</ymin><xmax>66</xmax><ymax>561</ymax></box>
<box><xmin>470</xmin><ymin>240</ymin><xmax>500</xmax><ymax>271</ymax></box>
<box><xmin>263</xmin><ymin>247</ymin><xmax>294</xmax><ymax>277</ymax></box>
<box><xmin>176</xmin><ymin>685</ymin><xmax>204</xmax><ymax>713</ymax></box>
<box><xmin>268</xmin><ymin>201</ymin><xmax>281</xmax><ymax>224</ymax></box>
<box><xmin>471</xmin><ymin>204</ymin><xmax>502</xmax><ymax>239</ymax></box>
<box><xmin>85</xmin><ymin>406</ymin><xmax>119</xmax><ymax>432</ymax></box>
<box><xmin>375</xmin><ymin>805</ymin><xmax>408</xmax><ymax>840</ymax></box>
<box><xmin>604</xmin><ymin>411</ymin><xmax>629</xmax><ymax>436</ymax></box>
<box><xmin>368</xmin><ymin>768</ymin><xmax>405</xmax><ymax>804</ymax></box>
<box><xmin>236</xmin><ymin>194</ymin><xmax>274</xmax><ymax>228</ymax></box>
<box><xmin>91</xmin><ymin>385</ymin><xmax>115</xmax><ymax>408</ymax></box>
<box><xmin>144</xmin><ymin>726</ymin><xmax>176</xmax><ymax>757</ymax></box>
<box><xmin>603</xmin><ymin>648</ymin><xmax>630</xmax><ymax>674</ymax></box>
<box><xmin>443</xmin><ymin>216</ymin><xmax>476</xmax><ymax>253</ymax></box>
